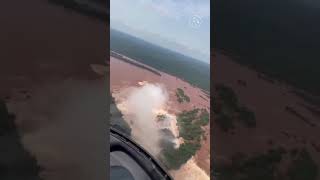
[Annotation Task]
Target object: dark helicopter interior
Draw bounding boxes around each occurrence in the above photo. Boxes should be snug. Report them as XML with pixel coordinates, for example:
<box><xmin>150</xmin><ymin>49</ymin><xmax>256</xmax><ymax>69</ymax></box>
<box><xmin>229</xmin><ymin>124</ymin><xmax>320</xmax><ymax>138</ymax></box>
<box><xmin>110</xmin><ymin>128</ymin><xmax>172</xmax><ymax>180</ymax></box>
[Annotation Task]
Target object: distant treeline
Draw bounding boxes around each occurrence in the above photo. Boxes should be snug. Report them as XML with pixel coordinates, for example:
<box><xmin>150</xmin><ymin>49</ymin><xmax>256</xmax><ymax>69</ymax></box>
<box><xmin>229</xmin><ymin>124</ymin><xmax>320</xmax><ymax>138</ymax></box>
<box><xmin>110</xmin><ymin>29</ymin><xmax>210</xmax><ymax>91</ymax></box>
<box><xmin>214</xmin><ymin>0</ymin><xmax>320</xmax><ymax>95</ymax></box>
<box><xmin>48</xmin><ymin>0</ymin><xmax>108</xmax><ymax>21</ymax></box>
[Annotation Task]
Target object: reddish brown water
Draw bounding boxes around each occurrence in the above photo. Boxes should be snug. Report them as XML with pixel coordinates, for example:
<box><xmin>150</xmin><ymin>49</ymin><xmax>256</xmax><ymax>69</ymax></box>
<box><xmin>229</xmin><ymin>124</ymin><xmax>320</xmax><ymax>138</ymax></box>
<box><xmin>212</xmin><ymin>52</ymin><xmax>320</xmax><ymax>178</ymax></box>
<box><xmin>0</xmin><ymin>0</ymin><xmax>107</xmax><ymax>95</ymax></box>
<box><xmin>111</xmin><ymin>56</ymin><xmax>210</xmax><ymax>114</ymax></box>
<box><xmin>0</xmin><ymin>1</ymin><xmax>108</xmax><ymax>179</ymax></box>
<box><xmin>110</xmin><ymin>55</ymin><xmax>211</xmax><ymax>178</ymax></box>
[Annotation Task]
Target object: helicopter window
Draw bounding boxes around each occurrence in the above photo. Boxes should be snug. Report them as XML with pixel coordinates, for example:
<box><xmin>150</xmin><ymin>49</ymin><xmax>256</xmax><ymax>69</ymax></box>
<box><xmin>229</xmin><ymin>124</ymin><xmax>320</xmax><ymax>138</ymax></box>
<box><xmin>110</xmin><ymin>150</ymin><xmax>151</xmax><ymax>180</ymax></box>
<box><xmin>110</xmin><ymin>166</ymin><xmax>135</xmax><ymax>180</ymax></box>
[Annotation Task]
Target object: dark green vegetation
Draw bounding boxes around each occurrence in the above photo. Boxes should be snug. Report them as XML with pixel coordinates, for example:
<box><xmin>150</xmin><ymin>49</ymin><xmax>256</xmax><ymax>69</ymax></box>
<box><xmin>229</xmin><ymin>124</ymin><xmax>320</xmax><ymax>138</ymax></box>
<box><xmin>156</xmin><ymin>114</ymin><xmax>166</xmax><ymax>122</ymax></box>
<box><xmin>162</xmin><ymin>142</ymin><xmax>201</xmax><ymax>170</ymax></box>
<box><xmin>161</xmin><ymin>108</ymin><xmax>209</xmax><ymax>169</ymax></box>
<box><xmin>0</xmin><ymin>100</ymin><xmax>15</xmax><ymax>135</ymax></box>
<box><xmin>214</xmin><ymin>148</ymin><xmax>318</xmax><ymax>180</ymax></box>
<box><xmin>176</xmin><ymin>88</ymin><xmax>190</xmax><ymax>103</ymax></box>
<box><xmin>0</xmin><ymin>100</ymin><xmax>41</xmax><ymax>179</ymax></box>
<box><xmin>48</xmin><ymin>0</ymin><xmax>108</xmax><ymax>21</ymax></box>
<box><xmin>287</xmin><ymin>149</ymin><xmax>319</xmax><ymax>180</ymax></box>
<box><xmin>199</xmin><ymin>109</ymin><xmax>210</xmax><ymax>126</ymax></box>
<box><xmin>237</xmin><ymin>106</ymin><xmax>256</xmax><ymax>128</ymax></box>
<box><xmin>214</xmin><ymin>0</ymin><xmax>320</xmax><ymax>95</ymax></box>
<box><xmin>213</xmin><ymin>84</ymin><xmax>256</xmax><ymax>132</ymax></box>
<box><xmin>110</xmin><ymin>29</ymin><xmax>210</xmax><ymax>91</ymax></box>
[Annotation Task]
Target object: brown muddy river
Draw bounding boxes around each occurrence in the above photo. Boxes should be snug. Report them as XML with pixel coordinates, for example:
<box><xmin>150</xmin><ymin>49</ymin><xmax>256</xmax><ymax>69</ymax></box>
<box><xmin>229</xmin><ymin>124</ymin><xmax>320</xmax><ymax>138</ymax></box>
<box><xmin>0</xmin><ymin>1</ymin><xmax>108</xmax><ymax>180</ymax></box>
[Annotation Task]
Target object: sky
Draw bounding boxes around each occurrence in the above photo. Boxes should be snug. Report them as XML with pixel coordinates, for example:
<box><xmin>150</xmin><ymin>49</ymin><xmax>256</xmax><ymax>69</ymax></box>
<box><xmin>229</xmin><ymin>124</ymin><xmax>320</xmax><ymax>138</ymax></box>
<box><xmin>110</xmin><ymin>0</ymin><xmax>210</xmax><ymax>63</ymax></box>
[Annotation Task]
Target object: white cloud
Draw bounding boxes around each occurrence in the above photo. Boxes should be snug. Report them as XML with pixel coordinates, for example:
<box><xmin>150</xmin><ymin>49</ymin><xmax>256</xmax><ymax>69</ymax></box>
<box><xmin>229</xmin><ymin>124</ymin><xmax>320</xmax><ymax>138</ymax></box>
<box><xmin>138</xmin><ymin>0</ymin><xmax>210</xmax><ymax>20</ymax></box>
<box><xmin>110</xmin><ymin>0</ymin><xmax>210</xmax><ymax>63</ymax></box>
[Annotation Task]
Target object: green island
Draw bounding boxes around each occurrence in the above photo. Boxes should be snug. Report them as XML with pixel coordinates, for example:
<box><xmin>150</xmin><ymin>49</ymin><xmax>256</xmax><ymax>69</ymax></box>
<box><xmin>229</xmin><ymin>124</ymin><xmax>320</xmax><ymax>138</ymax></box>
<box><xmin>156</xmin><ymin>114</ymin><xmax>167</xmax><ymax>122</ymax></box>
<box><xmin>161</xmin><ymin>108</ymin><xmax>209</xmax><ymax>169</ymax></box>
<box><xmin>176</xmin><ymin>88</ymin><xmax>190</xmax><ymax>103</ymax></box>
<box><xmin>213</xmin><ymin>83</ymin><xmax>256</xmax><ymax>132</ymax></box>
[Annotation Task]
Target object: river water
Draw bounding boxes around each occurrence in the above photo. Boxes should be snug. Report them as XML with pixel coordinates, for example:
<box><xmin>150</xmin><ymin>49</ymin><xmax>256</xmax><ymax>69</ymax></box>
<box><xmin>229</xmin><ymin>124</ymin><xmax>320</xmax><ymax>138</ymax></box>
<box><xmin>1</xmin><ymin>1</ymin><xmax>108</xmax><ymax>179</ymax></box>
